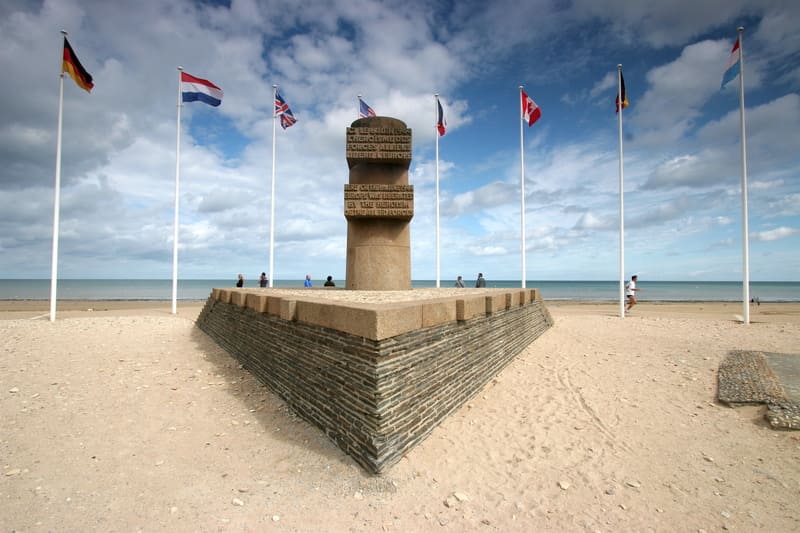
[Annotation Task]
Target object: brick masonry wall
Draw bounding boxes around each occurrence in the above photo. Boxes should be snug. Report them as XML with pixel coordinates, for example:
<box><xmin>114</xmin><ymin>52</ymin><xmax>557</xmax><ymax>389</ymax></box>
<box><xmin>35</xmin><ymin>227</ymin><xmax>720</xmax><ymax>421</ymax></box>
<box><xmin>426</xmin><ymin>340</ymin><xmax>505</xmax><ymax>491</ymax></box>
<box><xmin>196</xmin><ymin>294</ymin><xmax>553</xmax><ymax>473</ymax></box>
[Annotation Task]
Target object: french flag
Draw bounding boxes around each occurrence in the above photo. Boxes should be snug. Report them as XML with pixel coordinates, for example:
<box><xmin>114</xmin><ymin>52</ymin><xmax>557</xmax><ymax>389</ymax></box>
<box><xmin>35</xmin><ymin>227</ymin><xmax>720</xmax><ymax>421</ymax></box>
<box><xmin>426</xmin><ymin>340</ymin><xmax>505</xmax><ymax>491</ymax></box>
<box><xmin>721</xmin><ymin>38</ymin><xmax>740</xmax><ymax>89</ymax></box>
<box><xmin>181</xmin><ymin>71</ymin><xmax>223</xmax><ymax>107</ymax></box>
<box><xmin>437</xmin><ymin>99</ymin><xmax>446</xmax><ymax>136</ymax></box>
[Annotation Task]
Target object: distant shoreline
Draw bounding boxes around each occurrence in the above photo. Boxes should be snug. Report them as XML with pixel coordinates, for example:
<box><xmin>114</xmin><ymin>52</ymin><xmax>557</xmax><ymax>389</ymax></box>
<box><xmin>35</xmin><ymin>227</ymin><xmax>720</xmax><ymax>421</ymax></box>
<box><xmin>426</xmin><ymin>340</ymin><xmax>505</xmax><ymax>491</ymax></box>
<box><xmin>2</xmin><ymin>296</ymin><xmax>800</xmax><ymax>303</ymax></box>
<box><xmin>2</xmin><ymin>279</ymin><xmax>798</xmax><ymax>302</ymax></box>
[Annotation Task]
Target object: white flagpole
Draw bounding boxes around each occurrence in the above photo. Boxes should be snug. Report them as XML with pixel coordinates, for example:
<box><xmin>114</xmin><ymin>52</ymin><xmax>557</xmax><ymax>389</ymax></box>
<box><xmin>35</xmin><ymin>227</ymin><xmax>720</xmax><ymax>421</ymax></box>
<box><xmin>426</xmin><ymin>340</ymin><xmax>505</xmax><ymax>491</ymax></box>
<box><xmin>737</xmin><ymin>27</ymin><xmax>750</xmax><ymax>325</ymax></box>
<box><xmin>171</xmin><ymin>66</ymin><xmax>183</xmax><ymax>314</ymax></box>
<box><xmin>49</xmin><ymin>30</ymin><xmax>68</xmax><ymax>322</ymax></box>
<box><xmin>268</xmin><ymin>84</ymin><xmax>277</xmax><ymax>288</ymax></box>
<box><xmin>435</xmin><ymin>94</ymin><xmax>441</xmax><ymax>288</ymax></box>
<box><xmin>357</xmin><ymin>94</ymin><xmax>362</xmax><ymax>120</ymax></box>
<box><xmin>519</xmin><ymin>86</ymin><xmax>526</xmax><ymax>289</ymax></box>
<box><xmin>617</xmin><ymin>65</ymin><xmax>626</xmax><ymax>319</ymax></box>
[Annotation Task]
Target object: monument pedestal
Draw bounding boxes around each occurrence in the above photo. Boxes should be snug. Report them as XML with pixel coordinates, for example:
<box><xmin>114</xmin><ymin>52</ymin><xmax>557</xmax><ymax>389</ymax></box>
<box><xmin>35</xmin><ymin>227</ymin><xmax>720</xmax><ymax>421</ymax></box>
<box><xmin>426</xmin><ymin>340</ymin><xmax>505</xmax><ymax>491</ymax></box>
<box><xmin>196</xmin><ymin>288</ymin><xmax>553</xmax><ymax>473</ymax></box>
<box><xmin>346</xmin><ymin>219</ymin><xmax>411</xmax><ymax>290</ymax></box>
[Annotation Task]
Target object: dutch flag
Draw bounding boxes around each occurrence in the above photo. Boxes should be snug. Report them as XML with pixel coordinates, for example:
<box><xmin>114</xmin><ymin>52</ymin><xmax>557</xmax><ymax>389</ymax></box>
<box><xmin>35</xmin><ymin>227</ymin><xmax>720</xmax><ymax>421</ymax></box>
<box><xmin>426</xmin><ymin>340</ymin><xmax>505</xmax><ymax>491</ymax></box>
<box><xmin>181</xmin><ymin>71</ymin><xmax>223</xmax><ymax>107</ymax></box>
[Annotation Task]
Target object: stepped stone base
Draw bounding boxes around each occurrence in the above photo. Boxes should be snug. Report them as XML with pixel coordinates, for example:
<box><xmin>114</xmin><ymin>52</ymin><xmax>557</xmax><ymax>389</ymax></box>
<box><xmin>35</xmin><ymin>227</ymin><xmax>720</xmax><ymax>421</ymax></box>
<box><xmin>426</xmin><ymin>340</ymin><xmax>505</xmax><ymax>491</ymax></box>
<box><xmin>196</xmin><ymin>288</ymin><xmax>554</xmax><ymax>473</ymax></box>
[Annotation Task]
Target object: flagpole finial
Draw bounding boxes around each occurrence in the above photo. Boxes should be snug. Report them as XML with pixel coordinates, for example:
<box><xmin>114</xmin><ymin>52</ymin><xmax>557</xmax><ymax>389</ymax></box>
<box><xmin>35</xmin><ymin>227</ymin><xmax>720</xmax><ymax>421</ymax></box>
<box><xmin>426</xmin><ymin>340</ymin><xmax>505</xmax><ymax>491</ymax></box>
<box><xmin>434</xmin><ymin>92</ymin><xmax>439</xmax><ymax>97</ymax></box>
<box><xmin>738</xmin><ymin>26</ymin><xmax>744</xmax><ymax>32</ymax></box>
<box><xmin>618</xmin><ymin>64</ymin><xmax>622</xmax><ymax>69</ymax></box>
<box><xmin>177</xmin><ymin>65</ymin><xmax>183</xmax><ymax>71</ymax></box>
<box><xmin>357</xmin><ymin>94</ymin><xmax>362</xmax><ymax>98</ymax></box>
<box><xmin>519</xmin><ymin>85</ymin><xmax>523</xmax><ymax>90</ymax></box>
<box><xmin>273</xmin><ymin>84</ymin><xmax>277</xmax><ymax>89</ymax></box>
<box><xmin>60</xmin><ymin>29</ymin><xmax>68</xmax><ymax>36</ymax></box>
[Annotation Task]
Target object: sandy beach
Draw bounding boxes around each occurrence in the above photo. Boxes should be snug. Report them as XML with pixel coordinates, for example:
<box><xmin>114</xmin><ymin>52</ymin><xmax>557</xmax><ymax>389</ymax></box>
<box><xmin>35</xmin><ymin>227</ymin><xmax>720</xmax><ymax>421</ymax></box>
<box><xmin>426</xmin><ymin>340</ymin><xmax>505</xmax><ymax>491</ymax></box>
<box><xmin>1</xmin><ymin>299</ymin><xmax>799</xmax><ymax>531</ymax></box>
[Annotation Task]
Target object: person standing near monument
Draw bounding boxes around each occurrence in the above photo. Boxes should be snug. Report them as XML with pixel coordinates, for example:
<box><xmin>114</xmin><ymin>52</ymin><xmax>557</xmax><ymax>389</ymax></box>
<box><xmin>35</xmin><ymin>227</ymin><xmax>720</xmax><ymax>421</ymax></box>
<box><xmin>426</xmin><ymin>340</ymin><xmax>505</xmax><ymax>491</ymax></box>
<box><xmin>236</xmin><ymin>274</ymin><xmax>244</xmax><ymax>287</ymax></box>
<box><xmin>455</xmin><ymin>275</ymin><xmax>465</xmax><ymax>288</ymax></box>
<box><xmin>324</xmin><ymin>276</ymin><xmax>335</xmax><ymax>287</ymax></box>
<box><xmin>475</xmin><ymin>273</ymin><xmax>486</xmax><ymax>288</ymax></box>
<box><xmin>259</xmin><ymin>272</ymin><xmax>268</xmax><ymax>288</ymax></box>
<box><xmin>304</xmin><ymin>275</ymin><xmax>313</xmax><ymax>288</ymax></box>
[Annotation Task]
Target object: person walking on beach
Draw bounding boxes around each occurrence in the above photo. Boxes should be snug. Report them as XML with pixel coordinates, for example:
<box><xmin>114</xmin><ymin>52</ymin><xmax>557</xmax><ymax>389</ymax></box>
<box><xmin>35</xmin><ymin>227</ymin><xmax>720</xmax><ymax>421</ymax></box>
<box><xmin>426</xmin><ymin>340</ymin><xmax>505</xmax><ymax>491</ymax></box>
<box><xmin>259</xmin><ymin>272</ymin><xmax>268</xmax><ymax>288</ymax></box>
<box><xmin>455</xmin><ymin>275</ymin><xmax>465</xmax><ymax>288</ymax></box>
<box><xmin>475</xmin><ymin>273</ymin><xmax>486</xmax><ymax>288</ymax></box>
<box><xmin>236</xmin><ymin>274</ymin><xmax>244</xmax><ymax>288</ymax></box>
<box><xmin>625</xmin><ymin>275</ymin><xmax>639</xmax><ymax>313</ymax></box>
<box><xmin>304</xmin><ymin>275</ymin><xmax>312</xmax><ymax>288</ymax></box>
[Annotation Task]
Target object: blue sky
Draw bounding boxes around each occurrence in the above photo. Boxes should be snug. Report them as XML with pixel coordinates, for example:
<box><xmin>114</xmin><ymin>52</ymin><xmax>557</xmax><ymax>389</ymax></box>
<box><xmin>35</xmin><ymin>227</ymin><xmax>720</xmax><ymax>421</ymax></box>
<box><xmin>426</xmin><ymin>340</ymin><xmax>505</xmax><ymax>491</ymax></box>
<box><xmin>1</xmin><ymin>0</ymin><xmax>798</xmax><ymax>282</ymax></box>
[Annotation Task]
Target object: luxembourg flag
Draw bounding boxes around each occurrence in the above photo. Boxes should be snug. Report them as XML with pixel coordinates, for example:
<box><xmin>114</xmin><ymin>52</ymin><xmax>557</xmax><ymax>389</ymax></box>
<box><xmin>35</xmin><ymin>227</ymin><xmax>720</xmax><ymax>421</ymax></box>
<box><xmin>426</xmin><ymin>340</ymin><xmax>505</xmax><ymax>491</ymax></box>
<box><xmin>181</xmin><ymin>71</ymin><xmax>223</xmax><ymax>106</ymax></box>
<box><xmin>721</xmin><ymin>37</ymin><xmax>741</xmax><ymax>89</ymax></box>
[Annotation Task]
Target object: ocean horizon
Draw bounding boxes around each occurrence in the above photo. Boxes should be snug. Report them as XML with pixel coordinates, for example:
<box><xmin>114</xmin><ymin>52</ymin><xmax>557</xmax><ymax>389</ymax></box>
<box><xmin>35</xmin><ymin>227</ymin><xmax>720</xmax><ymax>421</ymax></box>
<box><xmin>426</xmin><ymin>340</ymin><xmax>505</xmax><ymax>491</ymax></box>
<box><xmin>0</xmin><ymin>279</ymin><xmax>799</xmax><ymax>303</ymax></box>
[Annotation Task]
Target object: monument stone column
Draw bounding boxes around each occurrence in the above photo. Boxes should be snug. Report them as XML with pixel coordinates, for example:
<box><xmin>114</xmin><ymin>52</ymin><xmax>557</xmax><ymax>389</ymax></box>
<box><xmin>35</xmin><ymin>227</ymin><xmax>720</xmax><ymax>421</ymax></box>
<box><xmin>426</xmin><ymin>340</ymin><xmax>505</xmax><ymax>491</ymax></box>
<box><xmin>344</xmin><ymin>117</ymin><xmax>413</xmax><ymax>290</ymax></box>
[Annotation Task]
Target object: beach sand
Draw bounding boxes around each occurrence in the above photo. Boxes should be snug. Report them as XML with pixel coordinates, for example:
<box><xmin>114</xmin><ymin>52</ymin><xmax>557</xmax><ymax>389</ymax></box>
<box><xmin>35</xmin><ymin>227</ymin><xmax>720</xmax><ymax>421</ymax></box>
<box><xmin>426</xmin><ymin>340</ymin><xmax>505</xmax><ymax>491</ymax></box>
<box><xmin>1</xmin><ymin>299</ymin><xmax>799</xmax><ymax>531</ymax></box>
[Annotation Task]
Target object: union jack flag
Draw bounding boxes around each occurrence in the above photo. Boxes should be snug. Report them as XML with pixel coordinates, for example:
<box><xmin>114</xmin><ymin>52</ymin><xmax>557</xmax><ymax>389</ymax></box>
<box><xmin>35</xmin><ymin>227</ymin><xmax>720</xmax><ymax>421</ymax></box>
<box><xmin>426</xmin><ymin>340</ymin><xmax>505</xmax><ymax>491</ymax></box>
<box><xmin>275</xmin><ymin>90</ymin><xmax>297</xmax><ymax>129</ymax></box>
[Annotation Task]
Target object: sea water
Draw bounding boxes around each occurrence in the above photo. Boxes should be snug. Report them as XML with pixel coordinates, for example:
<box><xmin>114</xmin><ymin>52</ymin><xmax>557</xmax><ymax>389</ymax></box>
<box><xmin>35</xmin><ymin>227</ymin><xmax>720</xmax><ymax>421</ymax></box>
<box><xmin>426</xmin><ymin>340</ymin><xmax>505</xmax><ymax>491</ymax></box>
<box><xmin>0</xmin><ymin>279</ymin><xmax>798</xmax><ymax>302</ymax></box>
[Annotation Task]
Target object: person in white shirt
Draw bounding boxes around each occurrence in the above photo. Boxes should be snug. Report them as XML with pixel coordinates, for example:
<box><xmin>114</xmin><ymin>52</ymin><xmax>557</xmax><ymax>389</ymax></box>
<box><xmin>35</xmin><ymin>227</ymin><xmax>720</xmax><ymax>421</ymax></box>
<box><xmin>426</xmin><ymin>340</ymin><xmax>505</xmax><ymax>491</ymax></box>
<box><xmin>625</xmin><ymin>275</ymin><xmax>640</xmax><ymax>312</ymax></box>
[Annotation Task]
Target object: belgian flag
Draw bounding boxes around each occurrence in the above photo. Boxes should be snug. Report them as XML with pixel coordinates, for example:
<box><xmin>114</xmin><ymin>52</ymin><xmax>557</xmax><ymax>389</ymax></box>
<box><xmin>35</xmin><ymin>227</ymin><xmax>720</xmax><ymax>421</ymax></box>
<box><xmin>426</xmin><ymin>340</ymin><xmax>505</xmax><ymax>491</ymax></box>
<box><xmin>62</xmin><ymin>37</ymin><xmax>93</xmax><ymax>93</ymax></box>
<box><xmin>615</xmin><ymin>70</ymin><xmax>629</xmax><ymax>113</ymax></box>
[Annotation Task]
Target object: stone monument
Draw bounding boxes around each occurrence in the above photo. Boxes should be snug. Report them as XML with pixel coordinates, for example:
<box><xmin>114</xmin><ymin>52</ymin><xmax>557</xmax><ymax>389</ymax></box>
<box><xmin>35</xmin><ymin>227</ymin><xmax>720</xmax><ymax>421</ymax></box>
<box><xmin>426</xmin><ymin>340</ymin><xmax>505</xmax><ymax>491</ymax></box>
<box><xmin>344</xmin><ymin>116</ymin><xmax>413</xmax><ymax>290</ymax></box>
<box><xmin>194</xmin><ymin>115</ymin><xmax>555</xmax><ymax>474</ymax></box>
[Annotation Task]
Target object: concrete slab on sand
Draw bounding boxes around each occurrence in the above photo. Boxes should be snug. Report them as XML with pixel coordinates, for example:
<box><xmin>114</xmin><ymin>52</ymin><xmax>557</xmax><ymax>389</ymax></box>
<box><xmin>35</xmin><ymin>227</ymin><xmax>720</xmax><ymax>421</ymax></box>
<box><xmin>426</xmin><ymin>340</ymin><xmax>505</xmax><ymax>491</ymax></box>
<box><xmin>718</xmin><ymin>350</ymin><xmax>800</xmax><ymax>430</ymax></box>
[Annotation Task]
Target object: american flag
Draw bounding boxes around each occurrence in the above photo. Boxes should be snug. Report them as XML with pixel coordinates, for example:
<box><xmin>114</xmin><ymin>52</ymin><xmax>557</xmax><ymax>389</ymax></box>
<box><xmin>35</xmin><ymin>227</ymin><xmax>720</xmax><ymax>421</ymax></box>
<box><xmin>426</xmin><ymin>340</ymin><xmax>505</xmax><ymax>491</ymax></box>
<box><xmin>275</xmin><ymin>90</ymin><xmax>297</xmax><ymax>129</ymax></box>
<box><xmin>359</xmin><ymin>98</ymin><xmax>376</xmax><ymax>118</ymax></box>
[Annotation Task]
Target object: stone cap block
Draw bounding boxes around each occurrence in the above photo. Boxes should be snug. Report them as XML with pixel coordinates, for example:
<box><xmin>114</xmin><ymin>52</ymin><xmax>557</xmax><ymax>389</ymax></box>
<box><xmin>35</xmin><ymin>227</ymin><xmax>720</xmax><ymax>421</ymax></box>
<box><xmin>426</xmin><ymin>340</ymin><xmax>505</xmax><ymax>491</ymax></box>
<box><xmin>280</xmin><ymin>299</ymin><xmax>297</xmax><ymax>321</ymax></box>
<box><xmin>295</xmin><ymin>300</ymin><xmax>423</xmax><ymax>340</ymax></box>
<box><xmin>485</xmin><ymin>293</ymin><xmax>507</xmax><ymax>314</ymax></box>
<box><xmin>421</xmin><ymin>299</ymin><xmax>457</xmax><ymax>327</ymax></box>
<box><xmin>267</xmin><ymin>296</ymin><xmax>282</xmax><ymax>316</ymax></box>
<box><xmin>456</xmin><ymin>296</ymin><xmax>487</xmax><ymax>321</ymax></box>
<box><xmin>216</xmin><ymin>289</ymin><xmax>233</xmax><ymax>304</ymax></box>
<box><xmin>230</xmin><ymin>289</ymin><xmax>247</xmax><ymax>307</ymax></box>
<box><xmin>517</xmin><ymin>289</ymin><xmax>529</xmax><ymax>306</ymax></box>
<box><xmin>245</xmin><ymin>293</ymin><xmax>269</xmax><ymax>313</ymax></box>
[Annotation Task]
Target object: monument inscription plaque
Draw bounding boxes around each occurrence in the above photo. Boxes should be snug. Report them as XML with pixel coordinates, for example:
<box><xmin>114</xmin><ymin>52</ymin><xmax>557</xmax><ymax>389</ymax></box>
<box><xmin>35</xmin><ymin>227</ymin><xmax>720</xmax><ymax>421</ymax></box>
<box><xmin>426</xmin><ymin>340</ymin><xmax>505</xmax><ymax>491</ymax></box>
<box><xmin>344</xmin><ymin>117</ymin><xmax>413</xmax><ymax>290</ymax></box>
<box><xmin>345</xmin><ymin>127</ymin><xmax>412</xmax><ymax>166</ymax></box>
<box><xmin>344</xmin><ymin>184</ymin><xmax>414</xmax><ymax>219</ymax></box>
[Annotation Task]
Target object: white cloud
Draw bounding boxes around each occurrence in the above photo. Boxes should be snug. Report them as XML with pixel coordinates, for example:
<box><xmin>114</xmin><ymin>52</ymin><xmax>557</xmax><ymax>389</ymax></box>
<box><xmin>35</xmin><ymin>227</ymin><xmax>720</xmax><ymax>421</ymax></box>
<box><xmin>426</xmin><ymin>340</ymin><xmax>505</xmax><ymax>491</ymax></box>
<box><xmin>643</xmin><ymin>94</ymin><xmax>800</xmax><ymax>189</ymax></box>
<box><xmin>573</xmin><ymin>212</ymin><xmax>615</xmax><ymax>231</ymax></box>
<box><xmin>751</xmin><ymin>226</ymin><xmax>798</xmax><ymax>241</ymax></box>
<box><xmin>471</xmin><ymin>245</ymin><xmax>508</xmax><ymax>256</ymax></box>
<box><xmin>633</xmin><ymin>40</ymin><xmax>732</xmax><ymax>143</ymax></box>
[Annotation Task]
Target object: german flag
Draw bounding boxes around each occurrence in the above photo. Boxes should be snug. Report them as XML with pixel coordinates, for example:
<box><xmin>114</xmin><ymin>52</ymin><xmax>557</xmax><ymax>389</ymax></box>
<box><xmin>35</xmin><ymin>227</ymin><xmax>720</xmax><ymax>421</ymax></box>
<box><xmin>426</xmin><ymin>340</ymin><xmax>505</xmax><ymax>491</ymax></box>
<box><xmin>615</xmin><ymin>70</ymin><xmax>629</xmax><ymax>113</ymax></box>
<box><xmin>62</xmin><ymin>37</ymin><xmax>93</xmax><ymax>93</ymax></box>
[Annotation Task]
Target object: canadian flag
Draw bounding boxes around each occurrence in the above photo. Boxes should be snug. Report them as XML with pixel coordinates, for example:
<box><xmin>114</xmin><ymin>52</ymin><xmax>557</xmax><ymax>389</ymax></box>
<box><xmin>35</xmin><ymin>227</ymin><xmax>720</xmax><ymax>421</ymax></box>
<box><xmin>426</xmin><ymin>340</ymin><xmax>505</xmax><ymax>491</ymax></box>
<box><xmin>521</xmin><ymin>89</ymin><xmax>541</xmax><ymax>127</ymax></box>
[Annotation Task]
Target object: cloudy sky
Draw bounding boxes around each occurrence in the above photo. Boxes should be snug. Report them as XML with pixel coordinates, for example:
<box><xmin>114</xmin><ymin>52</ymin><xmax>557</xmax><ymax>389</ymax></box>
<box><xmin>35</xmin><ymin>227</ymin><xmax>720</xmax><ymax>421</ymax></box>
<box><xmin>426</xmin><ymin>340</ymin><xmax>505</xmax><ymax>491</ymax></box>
<box><xmin>1</xmin><ymin>0</ymin><xmax>798</xmax><ymax>283</ymax></box>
